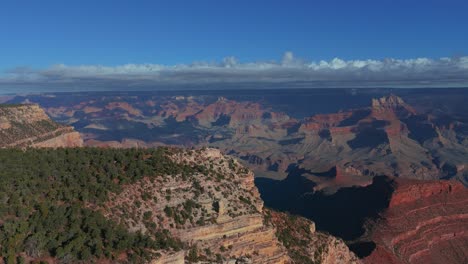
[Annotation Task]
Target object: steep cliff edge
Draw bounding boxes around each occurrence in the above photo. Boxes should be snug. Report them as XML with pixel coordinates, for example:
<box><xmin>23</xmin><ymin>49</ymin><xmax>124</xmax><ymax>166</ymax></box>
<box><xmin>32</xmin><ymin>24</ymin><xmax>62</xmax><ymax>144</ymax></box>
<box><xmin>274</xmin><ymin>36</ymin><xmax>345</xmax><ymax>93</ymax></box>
<box><xmin>267</xmin><ymin>210</ymin><xmax>361</xmax><ymax>264</ymax></box>
<box><xmin>0</xmin><ymin>104</ymin><xmax>83</xmax><ymax>147</ymax></box>
<box><xmin>101</xmin><ymin>148</ymin><xmax>359</xmax><ymax>263</ymax></box>
<box><xmin>364</xmin><ymin>179</ymin><xmax>468</xmax><ymax>264</ymax></box>
<box><xmin>102</xmin><ymin>148</ymin><xmax>290</xmax><ymax>263</ymax></box>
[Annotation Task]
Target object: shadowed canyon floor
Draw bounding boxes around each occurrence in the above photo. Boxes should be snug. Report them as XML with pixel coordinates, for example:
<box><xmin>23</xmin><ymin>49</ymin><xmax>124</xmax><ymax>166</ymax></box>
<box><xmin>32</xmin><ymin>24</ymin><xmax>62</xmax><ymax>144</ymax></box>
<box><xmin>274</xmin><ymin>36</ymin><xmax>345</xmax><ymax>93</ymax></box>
<box><xmin>255</xmin><ymin>172</ymin><xmax>468</xmax><ymax>263</ymax></box>
<box><xmin>255</xmin><ymin>174</ymin><xmax>395</xmax><ymax>241</ymax></box>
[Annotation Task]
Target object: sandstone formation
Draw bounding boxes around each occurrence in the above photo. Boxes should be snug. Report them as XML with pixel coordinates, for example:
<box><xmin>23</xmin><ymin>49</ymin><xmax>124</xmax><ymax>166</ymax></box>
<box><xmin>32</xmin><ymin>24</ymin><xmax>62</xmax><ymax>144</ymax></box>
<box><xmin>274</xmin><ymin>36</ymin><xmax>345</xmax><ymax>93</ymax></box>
<box><xmin>371</xmin><ymin>94</ymin><xmax>416</xmax><ymax>118</ymax></box>
<box><xmin>99</xmin><ymin>148</ymin><xmax>359</xmax><ymax>263</ymax></box>
<box><xmin>102</xmin><ymin>148</ymin><xmax>290</xmax><ymax>263</ymax></box>
<box><xmin>0</xmin><ymin>104</ymin><xmax>83</xmax><ymax>148</ymax></box>
<box><xmin>364</xmin><ymin>179</ymin><xmax>468</xmax><ymax>264</ymax></box>
<box><xmin>268</xmin><ymin>210</ymin><xmax>361</xmax><ymax>264</ymax></box>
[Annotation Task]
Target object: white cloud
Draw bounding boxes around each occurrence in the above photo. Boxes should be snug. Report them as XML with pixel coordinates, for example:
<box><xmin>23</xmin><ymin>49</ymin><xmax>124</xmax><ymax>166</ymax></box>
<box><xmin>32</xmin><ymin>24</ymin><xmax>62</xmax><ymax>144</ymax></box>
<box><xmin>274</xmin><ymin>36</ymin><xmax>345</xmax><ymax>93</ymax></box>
<box><xmin>282</xmin><ymin>51</ymin><xmax>295</xmax><ymax>65</ymax></box>
<box><xmin>1</xmin><ymin>52</ymin><xmax>468</xmax><ymax>92</ymax></box>
<box><xmin>460</xmin><ymin>57</ymin><xmax>468</xmax><ymax>69</ymax></box>
<box><xmin>222</xmin><ymin>57</ymin><xmax>238</xmax><ymax>68</ymax></box>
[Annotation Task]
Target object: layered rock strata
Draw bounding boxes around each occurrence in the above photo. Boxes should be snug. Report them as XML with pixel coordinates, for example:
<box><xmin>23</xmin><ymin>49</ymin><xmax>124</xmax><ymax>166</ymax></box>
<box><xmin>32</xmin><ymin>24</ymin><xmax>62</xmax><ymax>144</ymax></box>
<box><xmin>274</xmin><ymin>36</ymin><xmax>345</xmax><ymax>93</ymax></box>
<box><xmin>364</xmin><ymin>179</ymin><xmax>468</xmax><ymax>264</ymax></box>
<box><xmin>268</xmin><ymin>210</ymin><xmax>361</xmax><ymax>264</ymax></box>
<box><xmin>0</xmin><ymin>104</ymin><xmax>83</xmax><ymax>147</ymax></box>
<box><xmin>102</xmin><ymin>148</ymin><xmax>358</xmax><ymax>263</ymax></box>
<box><xmin>103</xmin><ymin>148</ymin><xmax>290</xmax><ymax>263</ymax></box>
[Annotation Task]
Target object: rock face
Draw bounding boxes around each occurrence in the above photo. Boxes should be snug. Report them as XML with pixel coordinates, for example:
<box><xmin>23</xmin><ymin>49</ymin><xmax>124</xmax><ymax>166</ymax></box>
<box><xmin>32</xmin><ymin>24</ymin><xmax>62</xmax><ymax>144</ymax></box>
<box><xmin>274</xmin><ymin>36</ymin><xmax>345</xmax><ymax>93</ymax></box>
<box><xmin>31</xmin><ymin>129</ymin><xmax>83</xmax><ymax>148</ymax></box>
<box><xmin>102</xmin><ymin>148</ymin><xmax>290</xmax><ymax>263</ymax></box>
<box><xmin>364</xmin><ymin>179</ymin><xmax>468</xmax><ymax>264</ymax></box>
<box><xmin>101</xmin><ymin>148</ymin><xmax>359</xmax><ymax>263</ymax></box>
<box><xmin>268</xmin><ymin>210</ymin><xmax>361</xmax><ymax>264</ymax></box>
<box><xmin>371</xmin><ymin>94</ymin><xmax>416</xmax><ymax>117</ymax></box>
<box><xmin>0</xmin><ymin>104</ymin><xmax>83</xmax><ymax>148</ymax></box>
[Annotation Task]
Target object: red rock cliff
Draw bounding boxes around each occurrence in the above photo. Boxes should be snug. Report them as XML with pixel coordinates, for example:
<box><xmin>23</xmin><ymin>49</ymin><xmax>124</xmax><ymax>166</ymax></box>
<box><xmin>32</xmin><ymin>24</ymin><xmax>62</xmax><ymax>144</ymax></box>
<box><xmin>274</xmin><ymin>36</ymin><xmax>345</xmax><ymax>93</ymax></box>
<box><xmin>364</xmin><ymin>179</ymin><xmax>468</xmax><ymax>264</ymax></box>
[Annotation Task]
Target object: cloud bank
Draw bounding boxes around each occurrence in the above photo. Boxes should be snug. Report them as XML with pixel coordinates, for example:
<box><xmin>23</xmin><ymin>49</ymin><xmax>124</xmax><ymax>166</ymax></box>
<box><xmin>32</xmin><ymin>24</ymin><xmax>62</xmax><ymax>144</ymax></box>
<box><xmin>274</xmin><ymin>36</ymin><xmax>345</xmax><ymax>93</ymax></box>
<box><xmin>1</xmin><ymin>52</ymin><xmax>468</xmax><ymax>92</ymax></box>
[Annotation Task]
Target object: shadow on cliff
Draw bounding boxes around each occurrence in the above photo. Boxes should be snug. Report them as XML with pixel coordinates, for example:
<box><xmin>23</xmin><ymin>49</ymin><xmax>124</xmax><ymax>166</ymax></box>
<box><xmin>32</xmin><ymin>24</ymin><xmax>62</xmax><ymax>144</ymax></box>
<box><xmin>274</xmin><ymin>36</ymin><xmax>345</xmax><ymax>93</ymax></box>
<box><xmin>255</xmin><ymin>167</ymin><xmax>396</xmax><ymax>242</ymax></box>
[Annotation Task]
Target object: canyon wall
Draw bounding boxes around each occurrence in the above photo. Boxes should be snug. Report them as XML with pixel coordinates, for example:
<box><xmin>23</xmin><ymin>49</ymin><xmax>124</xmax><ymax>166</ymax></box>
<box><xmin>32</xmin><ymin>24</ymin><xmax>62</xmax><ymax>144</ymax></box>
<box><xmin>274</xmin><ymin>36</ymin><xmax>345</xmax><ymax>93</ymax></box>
<box><xmin>364</xmin><ymin>179</ymin><xmax>468</xmax><ymax>264</ymax></box>
<box><xmin>102</xmin><ymin>148</ymin><xmax>358</xmax><ymax>263</ymax></box>
<box><xmin>102</xmin><ymin>148</ymin><xmax>290</xmax><ymax>263</ymax></box>
<box><xmin>0</xmin><ymin>104</ymin><xmax>83</xmax><ymax>148</ymax></box>
<box><xmin>268</xmin><ymin>210</ymin><xmax>361</xmax><ymax>264</ymax></box>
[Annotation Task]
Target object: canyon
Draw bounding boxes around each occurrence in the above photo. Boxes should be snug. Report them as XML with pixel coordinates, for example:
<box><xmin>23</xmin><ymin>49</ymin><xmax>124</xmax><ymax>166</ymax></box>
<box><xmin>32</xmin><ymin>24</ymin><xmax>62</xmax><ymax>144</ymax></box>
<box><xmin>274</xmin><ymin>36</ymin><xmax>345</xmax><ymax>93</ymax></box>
<box><xmin>102</xmin><ymin>148</ymin><xmax>291</xmax><ymax>263</ymax></box>
<box><xmin>9</xmin><ymin>92</ymin><xmax>468</xmax><ymax>193</ymax></box>
<box><xmin>257</xmin><ymin>171</ymin><xmax>468</xmax><ymax>264</ymax></box>
<box><xmin>7</xmin><ymin>90</ymin><xmax>467</xmax><ymax>190</ymax></box>
<box><xmin>102</xmin><ymin>148</ymin><xmax>360</xmax><ymax>263</ymax></box>
<box><xmin>0</xmin><ymin>103</ymin><xmax>360</xmax><ymax>263</ymax></box>
<box><xmin>1</xmin><ymin>89</ymin><xmax>467</xmax><ymax>263</ymax></box>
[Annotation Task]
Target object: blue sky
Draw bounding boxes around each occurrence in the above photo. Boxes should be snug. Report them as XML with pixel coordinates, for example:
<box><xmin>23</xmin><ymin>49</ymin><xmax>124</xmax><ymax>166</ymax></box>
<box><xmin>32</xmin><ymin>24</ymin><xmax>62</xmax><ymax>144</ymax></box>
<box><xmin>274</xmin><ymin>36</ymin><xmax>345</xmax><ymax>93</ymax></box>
<box><xmin>1</xmin><ymin>0</ymin><xmax>468</xmax><ymax>91</ymax></box>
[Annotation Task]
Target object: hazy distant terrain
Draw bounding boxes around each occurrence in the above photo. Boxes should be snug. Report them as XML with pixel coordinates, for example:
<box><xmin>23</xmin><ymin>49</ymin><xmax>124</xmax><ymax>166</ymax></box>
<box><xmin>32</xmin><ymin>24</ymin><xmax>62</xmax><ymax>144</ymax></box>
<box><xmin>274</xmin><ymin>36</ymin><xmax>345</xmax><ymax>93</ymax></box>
<box><xmin>6</xmin><ymin>89</ymin><xmax>468</xmax><ymax>189</ymax></box>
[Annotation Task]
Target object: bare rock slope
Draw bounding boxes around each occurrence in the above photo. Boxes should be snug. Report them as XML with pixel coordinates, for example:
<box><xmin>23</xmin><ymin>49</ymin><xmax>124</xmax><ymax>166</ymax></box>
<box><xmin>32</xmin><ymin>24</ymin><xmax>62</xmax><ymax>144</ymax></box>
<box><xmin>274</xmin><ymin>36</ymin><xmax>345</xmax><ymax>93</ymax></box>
<box><xmin>102</xmin><ymin>147</ymin><xmax>289</xmax><ymax>263</ymax></box>
<box><xmin>0</xmin><ymin>104</ymin><xmax>83</xmax><ymax>148</ymax></box>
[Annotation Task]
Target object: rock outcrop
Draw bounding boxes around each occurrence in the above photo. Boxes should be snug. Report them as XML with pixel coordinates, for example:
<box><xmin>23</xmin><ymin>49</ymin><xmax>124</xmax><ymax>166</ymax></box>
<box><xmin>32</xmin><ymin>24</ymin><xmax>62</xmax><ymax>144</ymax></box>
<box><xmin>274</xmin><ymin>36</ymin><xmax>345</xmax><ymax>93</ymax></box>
<box><xmin>371</xmin><ymin>94</ymin><xmax>416</xmax><ymax>118</ymax></box>
<box><xmin>102</xmin><ymin>148</ymin><xmax>291</xmax><ymax>263</ymax></box>
<box><xmin>364</xmin><ymin>179</ymin><xmax>468</xmax><ymax>264</ymax></box>
<box><xmin>0</xmin><ymin>104</ymin><xmax>83</xmax><ymax>148</ymax></box>
<box><xmin>268</xmin><ymin>210</ymin><xmax>361</xmax><ymax>264</ymax></box>
<box><xmin>32</xmin><ymin>129</ymin><xmax>83</xmax><ymax>148</ymax></box>
<box><xmin>100</xmin><ymin>148</ymin><xmax>359</xmax><ymax>263</ymax></box>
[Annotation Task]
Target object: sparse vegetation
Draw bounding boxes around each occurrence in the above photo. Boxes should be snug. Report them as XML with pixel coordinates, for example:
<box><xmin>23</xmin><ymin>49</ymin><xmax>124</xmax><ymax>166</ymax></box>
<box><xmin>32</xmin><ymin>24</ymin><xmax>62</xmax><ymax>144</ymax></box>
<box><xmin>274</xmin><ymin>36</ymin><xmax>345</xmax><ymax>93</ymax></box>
<box><xmin>270</xmin><ymin>210</ymin><xmax>318</xmax><ymax>264</ymax></box>
<box><xmin>0</xmin><ymin>145</ymin><xmax>268</xmax><ymax>263</ymax></box>
<box><xmin>0</xmin><ymin>147</ymin><xmax>191</xmax><ymax>263</ymax></box>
